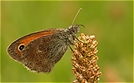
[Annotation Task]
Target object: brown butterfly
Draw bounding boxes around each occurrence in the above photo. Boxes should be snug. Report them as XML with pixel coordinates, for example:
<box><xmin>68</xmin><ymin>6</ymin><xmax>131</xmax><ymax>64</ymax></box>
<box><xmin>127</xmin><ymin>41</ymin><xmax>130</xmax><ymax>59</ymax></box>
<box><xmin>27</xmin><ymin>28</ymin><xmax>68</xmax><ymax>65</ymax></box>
<box><xmin>7</xmin><ymin>8</ymin><xmax>83</xmax><ymax>73</ymax></box>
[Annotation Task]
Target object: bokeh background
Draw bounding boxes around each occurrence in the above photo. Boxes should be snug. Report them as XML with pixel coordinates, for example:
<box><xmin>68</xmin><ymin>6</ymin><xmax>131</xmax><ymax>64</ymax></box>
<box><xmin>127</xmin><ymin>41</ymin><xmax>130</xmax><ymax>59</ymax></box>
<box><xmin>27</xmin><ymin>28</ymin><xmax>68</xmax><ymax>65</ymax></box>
<box><xmin>1</xmin><ymin>1</ymin><xmax>133</xmax><ymax>83</ymax></box>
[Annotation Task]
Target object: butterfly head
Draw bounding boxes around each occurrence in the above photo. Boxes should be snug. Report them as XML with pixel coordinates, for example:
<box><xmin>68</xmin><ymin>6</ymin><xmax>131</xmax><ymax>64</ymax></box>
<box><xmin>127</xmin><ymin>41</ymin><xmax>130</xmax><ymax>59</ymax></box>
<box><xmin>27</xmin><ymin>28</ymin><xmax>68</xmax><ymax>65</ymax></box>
<box><xmin>66</xmin><ymin>24</ymin><xmax>84</xmax><ymax>35</ymax></box>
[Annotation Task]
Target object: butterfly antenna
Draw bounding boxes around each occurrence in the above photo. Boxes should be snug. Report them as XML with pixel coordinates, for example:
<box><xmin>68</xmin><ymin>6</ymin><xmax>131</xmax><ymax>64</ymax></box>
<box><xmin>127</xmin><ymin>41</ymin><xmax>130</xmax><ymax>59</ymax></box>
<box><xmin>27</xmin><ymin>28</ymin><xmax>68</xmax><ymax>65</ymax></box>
<box><xmin>71</xmin><ymin>8</ymin><xmax>82</xmax><ymax>25</ymax></box>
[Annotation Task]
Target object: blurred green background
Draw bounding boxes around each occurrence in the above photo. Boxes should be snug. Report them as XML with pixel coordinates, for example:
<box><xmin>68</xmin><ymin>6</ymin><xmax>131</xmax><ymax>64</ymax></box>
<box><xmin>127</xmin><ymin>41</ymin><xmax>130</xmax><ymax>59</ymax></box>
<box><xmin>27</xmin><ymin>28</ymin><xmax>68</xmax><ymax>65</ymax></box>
<box><xmin>1</xmin><ymin>1</ymin><xmax>133</xmax><ymax>83</ymax></box>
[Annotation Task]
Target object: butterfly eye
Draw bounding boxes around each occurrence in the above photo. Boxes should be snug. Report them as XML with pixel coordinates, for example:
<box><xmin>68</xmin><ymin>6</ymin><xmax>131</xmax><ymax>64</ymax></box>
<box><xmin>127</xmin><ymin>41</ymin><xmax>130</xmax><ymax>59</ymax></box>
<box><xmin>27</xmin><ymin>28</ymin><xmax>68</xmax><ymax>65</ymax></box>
<box><xmin>18</xmin><ymin>44</ymin><xmax>25</xmax><ymax>51</ymax></box>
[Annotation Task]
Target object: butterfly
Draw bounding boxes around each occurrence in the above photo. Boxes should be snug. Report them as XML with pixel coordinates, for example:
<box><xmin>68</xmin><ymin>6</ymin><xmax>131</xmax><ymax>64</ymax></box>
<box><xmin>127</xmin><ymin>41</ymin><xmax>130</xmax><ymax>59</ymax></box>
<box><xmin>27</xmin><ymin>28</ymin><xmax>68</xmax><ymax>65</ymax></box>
<box><xmin>7</xmin><ymin>8</ymin><xmax>84</xmax><ymax>73</ymax></box>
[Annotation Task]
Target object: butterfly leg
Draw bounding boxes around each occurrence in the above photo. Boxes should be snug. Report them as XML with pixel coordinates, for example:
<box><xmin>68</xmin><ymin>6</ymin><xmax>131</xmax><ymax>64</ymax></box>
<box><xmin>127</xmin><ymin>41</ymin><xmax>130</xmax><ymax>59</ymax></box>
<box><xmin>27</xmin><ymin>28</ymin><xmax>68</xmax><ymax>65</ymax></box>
<box><xmin>68</xmin><ymin>44</ymin><xmax>73</xmax><ymax>51</ymax></box>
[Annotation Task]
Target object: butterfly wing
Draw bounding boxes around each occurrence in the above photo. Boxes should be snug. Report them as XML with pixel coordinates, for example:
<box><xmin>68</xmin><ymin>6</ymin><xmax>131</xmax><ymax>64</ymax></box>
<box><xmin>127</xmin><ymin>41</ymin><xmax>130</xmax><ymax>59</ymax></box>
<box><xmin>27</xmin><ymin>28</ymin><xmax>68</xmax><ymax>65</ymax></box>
<box><xmin>8</xmin><ymin>28</ymin><xmax>68</xmax><ymax>73</ymax></box>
